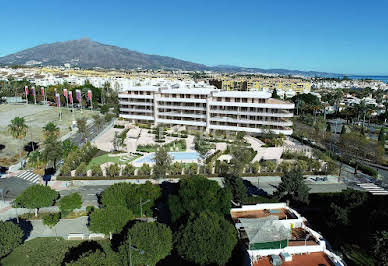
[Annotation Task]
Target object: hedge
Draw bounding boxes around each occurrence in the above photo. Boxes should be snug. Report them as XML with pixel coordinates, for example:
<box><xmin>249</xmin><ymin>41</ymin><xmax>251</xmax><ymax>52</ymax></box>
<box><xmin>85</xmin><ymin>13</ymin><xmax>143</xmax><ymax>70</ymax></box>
<box><xmin>55</xmin><ymin>172</ymin><xmax>310</xmax><ymax>181</ymax></box>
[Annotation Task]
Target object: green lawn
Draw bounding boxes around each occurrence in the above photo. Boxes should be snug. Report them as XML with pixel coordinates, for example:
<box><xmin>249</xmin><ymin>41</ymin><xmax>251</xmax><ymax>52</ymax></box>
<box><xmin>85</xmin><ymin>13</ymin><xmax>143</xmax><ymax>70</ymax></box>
<box><xmin>1</xmin><ymin>237</ymin><xmax>119</xmax><ymax>266</ymax></box>
<box><xmin>87</xmin><ymin>153</ymin><xmax>141</xmax><ymax>169</ymax></box>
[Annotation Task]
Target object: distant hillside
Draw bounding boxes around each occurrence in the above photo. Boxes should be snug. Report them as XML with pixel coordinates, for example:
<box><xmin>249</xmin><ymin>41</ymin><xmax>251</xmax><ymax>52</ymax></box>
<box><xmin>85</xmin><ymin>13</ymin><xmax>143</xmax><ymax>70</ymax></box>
<box><xmin>0</xmin><ymin>38</ymin><xmax>339</xmax><ymax>76</ymax></box>
<box><xmin>0</xmin><ymin>38</ymin><xmax>208</xmax><ymax>71</ymax></box>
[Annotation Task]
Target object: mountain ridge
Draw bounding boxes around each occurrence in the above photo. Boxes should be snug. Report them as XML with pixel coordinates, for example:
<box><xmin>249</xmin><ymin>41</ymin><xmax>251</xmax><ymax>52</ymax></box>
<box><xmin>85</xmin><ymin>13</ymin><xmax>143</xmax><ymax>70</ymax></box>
<box><xmin>0</xmin><ymin>38</ymin><xmax>339</xmax><ymax>76</ymax></box>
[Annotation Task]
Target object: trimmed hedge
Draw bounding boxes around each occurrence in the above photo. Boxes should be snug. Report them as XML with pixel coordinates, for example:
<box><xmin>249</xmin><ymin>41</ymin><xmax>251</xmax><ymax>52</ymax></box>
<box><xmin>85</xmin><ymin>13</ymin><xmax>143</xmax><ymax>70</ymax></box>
<box><xmin>56</xmin><ymin>172</ymin><xmax>295</xmax><ymax>181</ymax></box>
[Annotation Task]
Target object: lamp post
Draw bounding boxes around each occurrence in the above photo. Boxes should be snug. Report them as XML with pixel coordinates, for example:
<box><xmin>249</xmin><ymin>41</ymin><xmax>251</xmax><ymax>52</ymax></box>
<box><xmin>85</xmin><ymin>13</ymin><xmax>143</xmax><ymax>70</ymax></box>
<box><xmin>128</xmin><ymin>234</ymin><xmax>145</xmax><ymax>266</ymax></box>
<box><xmin>139</xmin><ymin>198</ymin><xmax>150</xmax><ymax>217</ymax></box>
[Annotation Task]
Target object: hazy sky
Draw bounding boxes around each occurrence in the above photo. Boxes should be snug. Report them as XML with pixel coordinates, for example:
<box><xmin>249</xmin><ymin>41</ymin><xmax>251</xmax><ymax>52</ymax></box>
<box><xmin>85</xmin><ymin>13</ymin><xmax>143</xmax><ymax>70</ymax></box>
<box><xmin>1</xmin><ymin>0</ymin><xmax>388</xmax><ymax>75</ymax></box>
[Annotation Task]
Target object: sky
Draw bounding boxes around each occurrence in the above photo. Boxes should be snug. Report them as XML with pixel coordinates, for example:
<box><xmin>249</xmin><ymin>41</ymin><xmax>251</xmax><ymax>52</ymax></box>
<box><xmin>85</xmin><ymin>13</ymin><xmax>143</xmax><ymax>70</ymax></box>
<box><xmin>1</xmin><ymin>0</ymin><xmax>388</xmax><ymax>75</ymax></box>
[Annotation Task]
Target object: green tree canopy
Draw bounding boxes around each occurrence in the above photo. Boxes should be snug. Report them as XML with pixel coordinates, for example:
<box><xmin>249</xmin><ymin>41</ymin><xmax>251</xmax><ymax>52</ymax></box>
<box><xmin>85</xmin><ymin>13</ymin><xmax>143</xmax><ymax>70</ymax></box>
<box><xmin>43</xmin><ymin>122</ymin><xmax>60</xmax><ymax>139</ymax></box>
<box><xmin>378</xmin><ymin>128</ymin><xmax>386</xmax><ymax>147</ymax></box>
<box><xmin>275</xmin><ymin>169</ymin><xmax>310</xmax><ymax>205</ymax></box>
<box><xmin>14</xmin><ymin>185</ymin><xmax>58</xmax><ymax>216</ymax></box>
<box><xmin>41</xmin><ymin>134</ymin><xmax>63</xmax><ymax>168</ymax></box>
<box><xmin>175</xmin><ymin>211</ymin><xmax>237</xmax><ymax>265</ymax></box>
<box><xmin>119</xmin><ymin>222</ymin><xmax>172</xmax><ymax>266</ymax></box>
<box><xmin>89</xmin><ymin>206</ymin><xmax>133</xmax><ymax>239</ymax></box>
<box><xmin>59</xmin><ymin>193</ymin><xmax>82</xmax><ymax>216</ymax></box>
<box><xmin>8</xmin><ymin>116</ymin><xmax>28</xmax><ymax>140</ymax></box>
<box><xmin>152</xmin><ymin>146</ymin><xmax>172</xmax><ymax>179</ymax></box>
<box><xmin>101</xmin><ymin>182</ymin><xmax>160</xmax><ymax>217</ymax></box>
<box><xmin>372</xmin><ymin>230</ymin><xmax>388</xmax><ymax>265</ymax></box>
<box><xmin>168</xmin><ymin>175</ymin><xmax>232</xmax><ymax>223</ymax></box>
<box><xmin>0</xmin><ymin>221</ymin><xmax>23</xmax><ymax>257</ymax></box>
<box><xmin>43</xmin><ymin>212</ymin><xmax>60</xmax><ymax>228</ymax></box>
<box><xmin>76</xmin><ymin>117</ymin><xmax>88</xmax><ymax>143</ymax></box>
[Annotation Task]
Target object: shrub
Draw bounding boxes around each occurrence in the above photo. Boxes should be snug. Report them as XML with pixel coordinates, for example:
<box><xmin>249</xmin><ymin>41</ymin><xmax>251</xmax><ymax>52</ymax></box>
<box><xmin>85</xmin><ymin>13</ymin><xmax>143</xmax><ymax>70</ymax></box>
<box><xmin>106</xmin><ymin>163</ymin><xmax>120</xmax><ymax>177</ymax></box>
<box><xmin>75</xmin><ymin>162</ymin><xmax>87</xmax><ymax>176</ymax></box>
<box><xmin>138</xmin><ymin>164</ymin><xmax>151</xmax><ymax>176</ymax></box>
<box><xmin>91</xmin><ymin>164</ymin><xmax>103</xmax><ymax>176</ymax></box>
<box><xmin>86</xmin><ymin>205</ymin><xmax>95</xmax><ymax>215</ymax></box>
<box><xmin>122</xmin><ymin>164</ymin><xmax>135</xmax><ymax>176</ymax></box>
<box><xmin>60</xmin><ymin>163</ymin><xmax>71</xmax><ymax>176</ymax></box>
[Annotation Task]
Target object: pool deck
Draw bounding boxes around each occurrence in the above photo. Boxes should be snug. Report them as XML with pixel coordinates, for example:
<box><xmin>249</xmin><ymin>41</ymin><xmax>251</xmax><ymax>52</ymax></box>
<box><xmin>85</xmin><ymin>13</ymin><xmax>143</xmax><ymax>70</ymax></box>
<box><xmin>132</xmin><ymin>151</ymin><xmax>200</xmax><ymax>167</ymax></box>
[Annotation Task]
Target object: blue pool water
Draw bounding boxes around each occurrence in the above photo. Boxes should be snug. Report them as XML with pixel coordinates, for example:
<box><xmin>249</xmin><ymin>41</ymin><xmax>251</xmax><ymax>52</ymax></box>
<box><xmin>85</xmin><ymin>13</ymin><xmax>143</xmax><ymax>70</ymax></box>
<box><xmin>135</xmin><ymin>151</ymin><xmax>200</xmax><ymax>164</ymax></box>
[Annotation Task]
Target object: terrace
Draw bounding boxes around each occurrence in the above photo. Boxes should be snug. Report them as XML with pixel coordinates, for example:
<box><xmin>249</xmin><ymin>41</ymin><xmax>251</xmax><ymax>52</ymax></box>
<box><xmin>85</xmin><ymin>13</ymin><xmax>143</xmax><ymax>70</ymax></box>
<box><xmin>231</xmin><ymin>208</ymin><xmax>297</xmax><ymax>222</ymax></box>
<box><xmin>253</xmin><ymin>252</ymin><xmax>335</xmax><ymax>266</ymax></box>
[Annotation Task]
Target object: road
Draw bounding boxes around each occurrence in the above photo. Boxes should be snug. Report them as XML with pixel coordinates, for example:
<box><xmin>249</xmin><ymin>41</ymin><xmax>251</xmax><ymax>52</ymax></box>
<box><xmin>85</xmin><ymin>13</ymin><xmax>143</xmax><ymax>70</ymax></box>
<box><xmin>59</xmin><ymin>186</ymin><xmax>109</xmax><ymax>206</ymax></box>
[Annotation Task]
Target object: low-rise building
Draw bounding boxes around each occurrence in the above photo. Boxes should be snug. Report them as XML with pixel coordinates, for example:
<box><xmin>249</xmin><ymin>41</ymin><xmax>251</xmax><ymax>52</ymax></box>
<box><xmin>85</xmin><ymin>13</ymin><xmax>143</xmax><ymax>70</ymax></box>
<box><xmin>231</xmin><ymin>203</ymin><xmax>345</xmax><ymax>266</ymax></box>
<box><xmin>118</xmin><ymin>83</ymin><xmax>294</xmax><ymax>135</ymax></box>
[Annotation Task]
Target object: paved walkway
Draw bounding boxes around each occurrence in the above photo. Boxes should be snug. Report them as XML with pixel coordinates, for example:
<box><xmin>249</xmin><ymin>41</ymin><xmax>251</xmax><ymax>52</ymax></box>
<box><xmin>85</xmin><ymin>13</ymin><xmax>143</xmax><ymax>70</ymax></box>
<box><xmin>27</xmin><ymin>216</ymin><xmax>89</xmax><ymax>240</ymax></box>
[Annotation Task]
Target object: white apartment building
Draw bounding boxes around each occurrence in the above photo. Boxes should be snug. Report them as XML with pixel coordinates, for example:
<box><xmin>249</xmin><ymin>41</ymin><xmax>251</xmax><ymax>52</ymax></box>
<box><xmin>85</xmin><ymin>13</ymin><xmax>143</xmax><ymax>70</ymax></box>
<box><xmin>118</xmin><ymin>84</ymin><xmax>294</xmax><ymax>135</ymax></box>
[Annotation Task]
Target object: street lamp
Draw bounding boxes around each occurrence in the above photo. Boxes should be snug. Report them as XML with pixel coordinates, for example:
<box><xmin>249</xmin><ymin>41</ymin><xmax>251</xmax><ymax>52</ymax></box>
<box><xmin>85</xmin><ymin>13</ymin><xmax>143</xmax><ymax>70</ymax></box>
<box><xmin>128</xmin><ymin>234</ymin><xmax>145</xmax><ymax>266</ymax></box>
<box><xmin>139</xmin><ymin>198</ymin><xmax>150</xmax><ymax>217</ymax></box>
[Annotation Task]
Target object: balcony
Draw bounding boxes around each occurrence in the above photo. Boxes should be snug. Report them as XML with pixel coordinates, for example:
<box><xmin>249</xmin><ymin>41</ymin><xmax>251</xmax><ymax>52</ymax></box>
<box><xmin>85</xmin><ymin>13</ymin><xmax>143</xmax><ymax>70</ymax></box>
<box><xmin>157</xmin><ymin>104</ymin><xmax>206</xmax><ymax>111</ymax></box>
<box><xmin>119</xmin><ymin>114</ymin><xmax>154</xmax><ymax>121</ymax></box>
<box><xmin>157</xmin><ymin>112</ymin><xmax>206</xmax><ymax>119</ymax></box>
<box><xmin>119</xmin><ymin>101</ymin><xmax>153</xmax><ymax>107</ymax></box>
<box><xmin>210</xmin><ymin>117</ymin><xmax>293</xmax><ymax>126</ymax></box>
<box><xmin>209</xmin><ymin>109</ymin><xmax>293</xmax><ymax>118</ymax></box>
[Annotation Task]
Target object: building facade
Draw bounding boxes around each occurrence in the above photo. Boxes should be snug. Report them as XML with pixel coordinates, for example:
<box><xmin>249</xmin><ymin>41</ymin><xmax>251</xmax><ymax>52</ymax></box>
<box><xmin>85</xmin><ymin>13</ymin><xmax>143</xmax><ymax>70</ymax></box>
<box><xmin>118</xmin><ymin>85</ymin><xmax>294</xmax><ymax>135</ymax></box>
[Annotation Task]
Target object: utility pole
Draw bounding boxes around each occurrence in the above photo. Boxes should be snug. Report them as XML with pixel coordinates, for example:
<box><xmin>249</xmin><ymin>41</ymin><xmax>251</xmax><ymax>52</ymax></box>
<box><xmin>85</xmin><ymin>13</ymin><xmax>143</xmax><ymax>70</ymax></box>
<box><xmin>139</xmin><ymin>198</ymin><xmax>150</xmax><ymax>217</ymax></box>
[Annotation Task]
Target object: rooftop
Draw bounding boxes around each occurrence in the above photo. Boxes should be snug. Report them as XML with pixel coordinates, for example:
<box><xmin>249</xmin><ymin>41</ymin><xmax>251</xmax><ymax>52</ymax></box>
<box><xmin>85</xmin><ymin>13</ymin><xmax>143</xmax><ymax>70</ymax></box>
<box><xmin>253</xmin><ymin>252</ymin><xmax>335</xmax><ymax>266</ymax></box>
<box><xmin>231</xmin><ymin>208</ymin><xmax>297</xmax><ymax>221</ymax></box>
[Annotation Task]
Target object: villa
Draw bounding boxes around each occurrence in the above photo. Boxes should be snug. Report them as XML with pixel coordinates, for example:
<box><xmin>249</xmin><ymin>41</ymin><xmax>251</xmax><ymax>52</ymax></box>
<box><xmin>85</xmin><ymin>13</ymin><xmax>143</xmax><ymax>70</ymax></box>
<box><xmin>118</xmin><ymin>83</ymin><xmax>294</xmax><ymax>135</ymax></box>
<box><xmin>231</xmin><ymin>203</ymin><xmax>345</xmax><ymax>266</ymax></box>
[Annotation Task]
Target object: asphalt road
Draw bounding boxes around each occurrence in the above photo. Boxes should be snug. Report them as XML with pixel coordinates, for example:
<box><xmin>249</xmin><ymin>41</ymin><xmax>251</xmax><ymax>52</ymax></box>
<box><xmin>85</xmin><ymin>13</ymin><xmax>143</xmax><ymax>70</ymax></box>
<box><xmin>59</xmin><ymin>186</ymin><xmax>109</xmax><ymax>206</ymax></box>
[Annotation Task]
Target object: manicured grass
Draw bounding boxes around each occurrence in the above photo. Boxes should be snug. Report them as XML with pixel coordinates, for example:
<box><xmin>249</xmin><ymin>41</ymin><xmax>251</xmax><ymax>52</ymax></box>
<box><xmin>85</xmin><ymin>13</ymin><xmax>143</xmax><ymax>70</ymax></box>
<box><xmin>1</xmin><ymin>237</ymin><xmax>118</xmax><ymax>266</ymax></box>
<box><xmin>87</xmin><ymin>153</ymin><xmax>141</xmax><ymax>169</ymax></box>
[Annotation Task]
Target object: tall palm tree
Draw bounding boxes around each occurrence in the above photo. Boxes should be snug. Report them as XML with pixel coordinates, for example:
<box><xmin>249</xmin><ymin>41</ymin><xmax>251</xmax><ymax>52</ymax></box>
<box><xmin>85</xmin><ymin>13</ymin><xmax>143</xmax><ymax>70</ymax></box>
<box><xmin>43</xmin><ymin>122</ymin><xmax>60</xmax><ymax>139</ymax></box>
<box><xmin>8</xmin><ymin>117</ymin><xmax>29</xmax><ymax>163</ymax></box>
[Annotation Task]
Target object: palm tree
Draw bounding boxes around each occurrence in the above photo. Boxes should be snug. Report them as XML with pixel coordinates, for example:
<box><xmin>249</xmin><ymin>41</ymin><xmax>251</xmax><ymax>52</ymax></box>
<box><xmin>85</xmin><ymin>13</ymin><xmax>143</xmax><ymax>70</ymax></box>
<box><xmin>43</xmin><ymin>122</ymin><xmax>60</xmax><ymax>139</ymax></box>
<box><xmin>8</xmin><ymin>117</ymin><xmax>29</xmax><ymax>164</ymax></box>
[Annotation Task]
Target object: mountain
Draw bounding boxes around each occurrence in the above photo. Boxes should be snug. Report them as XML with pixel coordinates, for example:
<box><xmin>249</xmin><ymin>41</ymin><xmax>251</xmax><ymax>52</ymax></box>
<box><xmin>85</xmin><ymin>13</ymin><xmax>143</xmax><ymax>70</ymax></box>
<box><xmin>0</xmin><ymin>38</ymin><xmax>208</xmax><ymax>71</ymax></box>
<box><xmin>0</xmin><ymin>38</ymin><xmax>339</xmax><ymax>76</ymax></box>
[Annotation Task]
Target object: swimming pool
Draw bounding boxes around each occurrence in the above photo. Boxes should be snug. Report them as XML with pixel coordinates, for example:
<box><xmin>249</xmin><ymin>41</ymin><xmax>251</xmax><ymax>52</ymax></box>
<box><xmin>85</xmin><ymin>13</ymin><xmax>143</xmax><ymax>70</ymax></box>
<box><xmin>134</xmin><ymin>151</ymin><xmax>200</xmax><ymax>164</ymax></box>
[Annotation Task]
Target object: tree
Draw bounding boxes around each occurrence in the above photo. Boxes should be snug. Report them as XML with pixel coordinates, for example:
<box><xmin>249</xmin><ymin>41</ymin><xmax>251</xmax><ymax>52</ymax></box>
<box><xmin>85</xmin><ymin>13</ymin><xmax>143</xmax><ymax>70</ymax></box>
<box><xmin>168</xmin><ymin>176</ymin><xmax>232</xmax><ymax>223</ymax></box>
<box><xmin>194</xmin><ymin>134</ymin><xmax>211</xmax><ymax>160</ymax></box>
<box><xmin>372</xmin><ymin>231</ymin><xmax>388</xmax><ymax>265</ymax></box>
<box><xmin>75</xmin><ymin>162</ymin><xmax>87</xmax><ymax>176</ymax></box>
<box><xmin>76</xmin><ymin>117</ymin><xmax>88</xmax><ymax>143</ymax></box>
<box><xmin>138</xmin><ymin>163</ymin><xmax>151</xmax><ymax>176</ymax></box>
<box><xmin>152</xmin><ymin>146</ymin><xmax>172</xmax><ymax>179</ymax></box>
<box><xmin>378</xmin><ymin>128</ymin><xmax>386</xmax><ymax>148</ymax></box>
<box><xmin>101</xmin><ymin>182</ymin><xmax>160</xmax><ymax>217</ymax></box>
<box><xmin>91</xmin><ymin>164</ymin><xmax>103</xmax><ymax>176</ymax></box>
<box><xmin>119</xmin><ymin>222</ymin><xmax>172</xmax><ymax>266</ymax></box>
<box><xmin>263</xmin><ymin>161</ymin><xmax>277</xmax><ymax>172</ymax></box>
<box><xmin>229</xmin><ymin>142</ymin><xmax>255</xmax><ymax>176</ymax></box>
<box><xmin>59</xmin><ymin>193</ymin><xmax>82</xmax><ymax>217</ymax></box>
<box><xmin>105</xmin><ymin>163</ymin><xmax>120</xmax><ymax>177</ymax></box>
<box><xmin>271</xmin><ymin>88</ymin><xmax>281</xmax><ymax>99</ymax></box>
<box><xmin>100</xmin><ymin>104</ymin><xmax>109</xmax><ymax>114</ymax></box>
<box><xmin>93</xmin><ymin>114</ymin><xmax>104</xmax><ymax>133</ymax></box>
<box><xmin>8</xmin><ymin>116</ymin><xmax>28</xmax><ymax>161</ymax></box>
<box><xmin>89</xmin><ymin>206</ymin><xmax>133</xmax><ymax>239</ymax></box>
<box><xmin>223</xmin><ymin>174</ymin><xmax>247</xmax><ymax>204</ymax></box>
<box><xmin>42</xmin><ymin>212</ymin><xmax>60</xmax><ymax>240</ymax></box>
<box><xmin>62</xmin><ymin>139</ymin><xmax>77</xmax><ymax>158</ymax></box>
<box><xmin>122</xmin><ymin>163</ymin><xmax>135</xmax><ymax>176</ymax></box>
<box><xmin>0</xmin><ymin>221</ymin><xmax>23</xmax><ymax>258</ymax></box>
<box><xmin>14</xmin><ymin>185</ymin><xmax>58</xmax><ymax>216</ymax></box>
<box><xmin>41</xmin><ymin>134</ymin><xmax>63</xmax><ymax>168</ymax></box>
<box><xmin>67</xmin><ymin>250</ymin><xmax>109</xmax><ymax>266</ymax></box>
<box><xmin>175</xmin><ymin>211</ymin><xmax>237</xmax><ymax>265</ymax></box>
<box><xmin>43</xmin><ymin>122</ymin><xmax>60</xmax><ymax>139</ymax></box>
<box><xmin>275</xmin><ymin>170</ymin><xmax>310</xmax><ymax>205</ymax></box>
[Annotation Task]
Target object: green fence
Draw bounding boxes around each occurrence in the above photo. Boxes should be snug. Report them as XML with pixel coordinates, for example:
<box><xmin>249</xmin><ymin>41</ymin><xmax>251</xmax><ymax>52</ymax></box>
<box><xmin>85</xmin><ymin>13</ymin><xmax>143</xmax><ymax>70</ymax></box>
<box><xmin>250</xmin><ymin>240</ymin><xmax>288</xmax><ymax>250</ymax></box>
